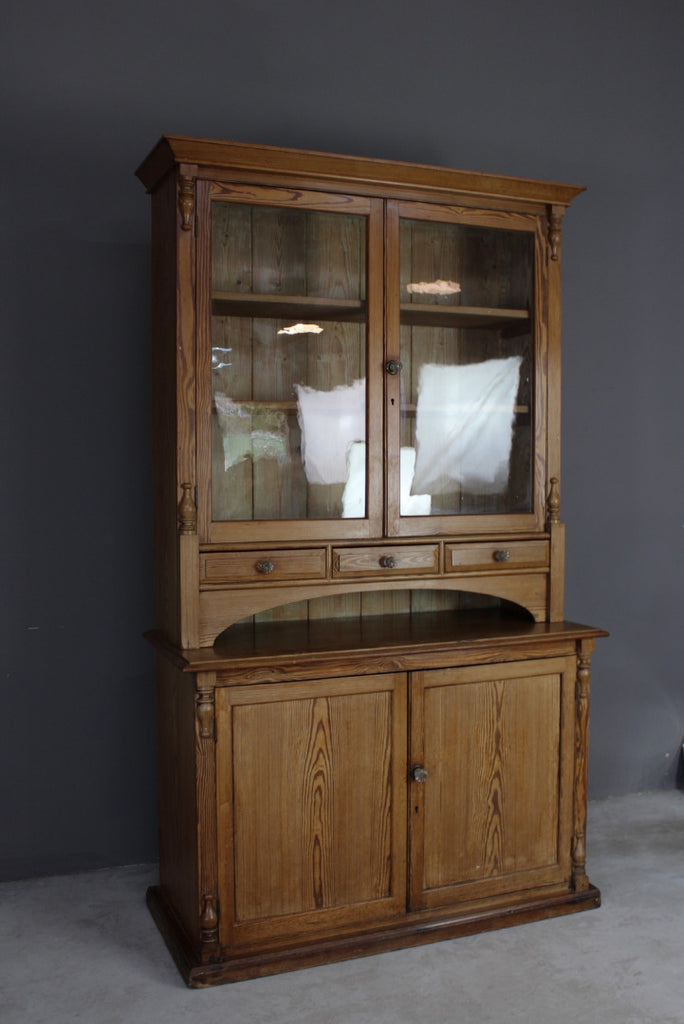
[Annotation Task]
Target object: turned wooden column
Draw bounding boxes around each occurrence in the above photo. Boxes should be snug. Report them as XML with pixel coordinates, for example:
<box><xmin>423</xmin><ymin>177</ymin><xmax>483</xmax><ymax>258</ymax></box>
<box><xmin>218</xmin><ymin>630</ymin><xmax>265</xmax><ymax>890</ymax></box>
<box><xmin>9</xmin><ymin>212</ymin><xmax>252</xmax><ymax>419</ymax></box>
<box><xmin>195</xmin><ymin>673</ymin><xmax>219</xmax><ymax>961</ymax></box>
<box><xmin>572</xmin><ymin>640</ymin><xmax>595</xmax><ymax>891</ymax></box>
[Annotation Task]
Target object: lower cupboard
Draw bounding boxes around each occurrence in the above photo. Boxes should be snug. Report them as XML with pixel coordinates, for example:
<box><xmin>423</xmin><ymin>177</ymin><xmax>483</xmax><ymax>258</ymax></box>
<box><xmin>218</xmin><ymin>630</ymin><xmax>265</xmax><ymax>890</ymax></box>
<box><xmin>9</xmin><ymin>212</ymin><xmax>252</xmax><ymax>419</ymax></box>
<box><xmin>146</xmin><ymin>622</ymin><xmax>603</xmax><ymax>987</ymax></box>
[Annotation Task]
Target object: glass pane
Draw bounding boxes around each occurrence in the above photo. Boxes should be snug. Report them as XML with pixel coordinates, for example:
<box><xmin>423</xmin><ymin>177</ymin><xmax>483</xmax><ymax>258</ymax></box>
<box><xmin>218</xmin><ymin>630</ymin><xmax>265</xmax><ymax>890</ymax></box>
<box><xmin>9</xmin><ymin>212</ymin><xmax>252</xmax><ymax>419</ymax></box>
<box><xmin>211</xmin><ymin>203</ymin><xmax>368</xmax><ymax>521</ymax></box>
<box><xmin>399</xmin><ymin>219</ymin><xmax>533</xmax><ymax>516</ymax></box>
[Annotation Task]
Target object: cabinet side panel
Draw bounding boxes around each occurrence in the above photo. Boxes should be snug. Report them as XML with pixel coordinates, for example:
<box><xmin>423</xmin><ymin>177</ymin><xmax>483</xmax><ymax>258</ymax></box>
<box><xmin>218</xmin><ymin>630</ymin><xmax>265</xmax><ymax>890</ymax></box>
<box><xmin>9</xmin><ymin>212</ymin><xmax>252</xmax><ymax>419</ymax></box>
<box><xmin>151</xmin><ymin>177</ymin><xmax>180</xmax><ymax>641</ymax></box>
<box><xmin>533</xmin><ymin>216</ymin><xmax>550</xmax><ymax>536</ymax></box>
<box><xmin>155</xmin><ymin>654</ymin><xmax>200</xmax><ymax>946</ymax></box>
<box><xmin>545</xmin><ymin>206</ymin><xmax>563</xmax><ymax>488</ymax></box>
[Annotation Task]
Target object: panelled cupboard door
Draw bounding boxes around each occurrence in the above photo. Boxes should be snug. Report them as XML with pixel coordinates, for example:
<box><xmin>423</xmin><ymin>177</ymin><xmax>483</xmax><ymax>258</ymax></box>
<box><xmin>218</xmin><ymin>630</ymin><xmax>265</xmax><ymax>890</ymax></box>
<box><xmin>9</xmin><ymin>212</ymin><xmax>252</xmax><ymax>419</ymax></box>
<box><xmin>216</xmin><ymin>673</ymin><xmax>407</xmax><ymax>947</ymax></box>
<box><xmin>408</xmin><ymin>656</ymin><xmax>576</xmax><ymax>910</ymax></box>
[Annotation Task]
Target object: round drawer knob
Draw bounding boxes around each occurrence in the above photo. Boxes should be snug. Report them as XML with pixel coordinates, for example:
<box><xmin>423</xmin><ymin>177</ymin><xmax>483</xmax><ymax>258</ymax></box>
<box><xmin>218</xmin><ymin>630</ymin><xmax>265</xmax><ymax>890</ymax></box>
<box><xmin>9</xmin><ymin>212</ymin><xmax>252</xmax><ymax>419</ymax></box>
<box><xmin>380</xmin><ymin>555</ymin><xmax>397</xmax><ymax>569</ymax></box>
<box><xmin>385</xmin><ymin>358</ymin><xmax>403</xmax><ymax>376</ymax></box>
<box><xmin>256</xmin><ymin>559</ymin><xmax>275</xmax><ymax>574</ymax></box>
<box><xmin>410</xmin><ymin>764</ymin><xmax>429</xmax><ymax>783</ymax></box>
<box><xmin>493</xmin><ymin>549</ymin><xmax>511</xmax><ymax>562</ymax></box>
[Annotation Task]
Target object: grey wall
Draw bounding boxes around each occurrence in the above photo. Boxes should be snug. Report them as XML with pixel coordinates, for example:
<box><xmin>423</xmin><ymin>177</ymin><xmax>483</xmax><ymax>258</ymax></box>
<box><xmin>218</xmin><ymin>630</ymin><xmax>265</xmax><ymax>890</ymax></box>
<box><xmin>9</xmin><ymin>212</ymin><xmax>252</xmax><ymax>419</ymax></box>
<box><xmin>2</xmin><ymin>0</ymin><xmax>682</xmax><ymax>880</ymax></box>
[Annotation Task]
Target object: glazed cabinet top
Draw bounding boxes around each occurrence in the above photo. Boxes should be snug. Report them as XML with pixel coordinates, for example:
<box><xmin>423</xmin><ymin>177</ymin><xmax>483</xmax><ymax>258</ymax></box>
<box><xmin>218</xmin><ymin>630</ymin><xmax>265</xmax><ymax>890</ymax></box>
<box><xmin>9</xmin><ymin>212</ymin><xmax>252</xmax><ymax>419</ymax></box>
<box><xmin>137</xmin><ymin>137</ymin><xmax>585</xmax><ymax>643</ymax></box>
<box><xmin>137</xmin><ymin>137</ymin><xmax>582</xmax><ymax>550</ymax></box>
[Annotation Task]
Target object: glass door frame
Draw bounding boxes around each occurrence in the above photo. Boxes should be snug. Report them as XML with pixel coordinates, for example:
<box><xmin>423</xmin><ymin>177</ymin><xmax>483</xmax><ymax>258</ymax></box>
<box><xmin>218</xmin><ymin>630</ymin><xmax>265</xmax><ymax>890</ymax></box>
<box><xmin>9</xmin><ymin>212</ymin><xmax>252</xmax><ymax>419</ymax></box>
<box><xmin>196</xmin><ymin>179</ymin><xmax>385</xmax><ymax>545</ymax></box>
<box><xmin>384</xmin><ymin>199</ymin><xmax>547</xmax><ymax>538</ymax></box>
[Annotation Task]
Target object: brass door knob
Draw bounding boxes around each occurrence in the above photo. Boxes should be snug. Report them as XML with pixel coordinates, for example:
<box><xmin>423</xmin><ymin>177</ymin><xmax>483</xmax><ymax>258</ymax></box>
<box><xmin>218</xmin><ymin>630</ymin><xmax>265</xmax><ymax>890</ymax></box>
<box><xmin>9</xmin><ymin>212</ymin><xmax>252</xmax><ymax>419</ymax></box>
<box><xmin>385</xmin><ymin>359</ymin><xmax>403</xmax><ymax>375</ymax></box>
<box><xmin>410</xmin><ymin>764</ymin><xmax>429</xmax><ymax>783</ymax></box>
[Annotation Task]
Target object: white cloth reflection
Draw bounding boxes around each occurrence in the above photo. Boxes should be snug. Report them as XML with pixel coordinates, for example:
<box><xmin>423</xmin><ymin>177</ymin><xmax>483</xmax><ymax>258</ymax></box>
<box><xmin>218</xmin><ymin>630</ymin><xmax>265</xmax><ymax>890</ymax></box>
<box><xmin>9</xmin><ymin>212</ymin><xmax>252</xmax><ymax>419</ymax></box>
<box><xmin>412</xmin><ymin>357</ymin><xmax>522</xmax><ymax>494</ymax></box>
<box><xmin>399</xmin><ymin>447</ymin><xmax>432</xmax><ymax>515</ymax></box>
<box><xmin>295</xmin><ymin>378</ymin><xmax>366</xmax><ymax>485</ymax></box>
<box><xmin>341</xmin><ymin>441</ymin><xmax>366</xmax><ymax>517</ymax></box>
<box><xmin>342</xmin><ymin>443</ymin><xmax>431</xmax><ymax>518</ymax></box>
<box><xmin>214</xmin><ymin>395</ymin><xmax>289</xmax><ymax>469</ymax></box>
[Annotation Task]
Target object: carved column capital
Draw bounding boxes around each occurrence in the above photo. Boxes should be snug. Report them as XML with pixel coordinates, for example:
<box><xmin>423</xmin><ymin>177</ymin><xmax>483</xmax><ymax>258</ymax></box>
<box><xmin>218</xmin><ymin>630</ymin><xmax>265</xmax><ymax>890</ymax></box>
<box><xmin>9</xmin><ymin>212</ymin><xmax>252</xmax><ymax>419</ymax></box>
<box><xmin>178</xmin><ymin>175</ymin><xmax>195</xmax><ymax>231</ymax></box>
<box><xmin>576</xmin><ymin>652</ymin><xmax>592</xmax><ymax>697</ymax></box>
<box><xmin>195</xmin><ymin>686</ymin><xmax>215</xmax><ymax>741</ymax></box>
<box><xmin>199</xmin><ymin>893</ymin><xmax>219</xmax><ymax>957</ymax></box>
<box><xmin>546</xmin><ymin>476</ymin><xmax>561</xmax><ymax>526</ymax></box>
<box><xmin>178</xmin><ymin>482</ymin><xmax>197</xmax><ymax>535</ymax></box>
<box><xmin>572</xmin><ymin>649</ymin><xmax>592</xmax><ymax>891</ymax></box>
<box><xmin>548</xmin><ymin>209</ymin><xmax>562</xmax><ymax>261</ymax></box>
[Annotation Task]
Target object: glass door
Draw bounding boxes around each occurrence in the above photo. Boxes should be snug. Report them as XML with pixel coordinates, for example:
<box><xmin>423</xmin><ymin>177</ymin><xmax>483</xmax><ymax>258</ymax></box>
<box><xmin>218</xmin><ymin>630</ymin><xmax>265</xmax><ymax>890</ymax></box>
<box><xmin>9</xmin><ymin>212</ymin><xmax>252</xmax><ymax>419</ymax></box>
<box><xmin>385</xmin><ymin>201</ymin><xmax>543</xmax><ymax>536</ymax></box>
<box><xmin>199</xmin><ymin>184</ymin><xmax>383</xmax><ymax>543</ymax></box>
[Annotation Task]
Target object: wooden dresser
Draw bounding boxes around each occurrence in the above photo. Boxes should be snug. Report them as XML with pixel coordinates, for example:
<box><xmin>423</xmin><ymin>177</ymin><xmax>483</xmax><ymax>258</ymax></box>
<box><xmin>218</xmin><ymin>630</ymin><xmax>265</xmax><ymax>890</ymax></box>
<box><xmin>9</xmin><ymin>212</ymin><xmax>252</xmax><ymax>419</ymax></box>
<box><xmin>136</xmin><ymin>137</ymin><xmax>606</xmax><ymax>987</ymax></box>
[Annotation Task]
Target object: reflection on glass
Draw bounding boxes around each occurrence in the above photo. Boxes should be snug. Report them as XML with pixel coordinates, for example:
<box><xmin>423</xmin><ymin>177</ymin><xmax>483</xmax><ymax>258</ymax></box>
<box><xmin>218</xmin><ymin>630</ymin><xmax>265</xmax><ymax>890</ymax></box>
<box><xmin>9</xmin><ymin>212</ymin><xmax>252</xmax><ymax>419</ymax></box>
<box><xmin>215</xmin><ymin>396</ymin><xmax>290</xmax><ymax>471</ymax></box>
<box><xmin>341</xmin><ymin>443</ymin><xmax>431</xmax><ymax>518</ymax></box>
<box><xmin>399</xmin><ymin>218</ymin><xmax>534</xmax><ymax>516</ymax></box>
<box><xmin>411</xmin><ymin>356</ymin><xmax>522</xmax><ymax>494</ymax></box>
<box><xmin>277</xmin><ymin>323</ymin><xmax>324</xmax><ymax>335</ymax></box>
<box><xmin>210</xmin><ymin>202</ymin><xmax>367</xmax><ymax>522</ymax></box>
<box><xmin>296</xmin><ymin>379</ymin><xmax>366</xmax><ymax>486</ymax></box>
<box><xmin>406</xmin><ymin>279</ymin><xmax>461</xmax><ymax>296</ymax></box>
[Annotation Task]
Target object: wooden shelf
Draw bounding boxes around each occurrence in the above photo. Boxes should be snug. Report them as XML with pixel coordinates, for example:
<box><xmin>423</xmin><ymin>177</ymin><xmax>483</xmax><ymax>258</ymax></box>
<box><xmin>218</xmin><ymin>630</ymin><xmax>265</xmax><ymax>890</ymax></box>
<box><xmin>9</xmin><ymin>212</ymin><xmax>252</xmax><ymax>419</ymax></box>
<box><xmin>146</xmin><ymin>616</ymin><xmax>608</xmax><ymax>674</ymax></box>
<box><xmin>212</xmin><ymin>399</ymin><xmax>299</xmax><ymax>410</ymax></box>
<box><xmin>400</xmin><ymin>403</ymin><xmax>530</xmax><ymax>415</ymax></box>
<box><xmin>401</xmin><ymin>303</ymin><xmax>529</xmax><ymax>329</ymax></box>
<box><xmin>211</xmin><ymin>294</ymin><xmax>529</xmax><ymax>330</ymax></box>
<box><xmin>210</xmin><ymin>399</ymin><xmax>532</xmax><ymax>415</ymax></box>
<box><xmin>212</xmin><ymin>399</ymin><xmax>530</xmax><ymax>415</ymax></box>
<box><xmin>212</xmin><ymin>291</ymin><xmax>366</xmax><ymax>322</ymax></box>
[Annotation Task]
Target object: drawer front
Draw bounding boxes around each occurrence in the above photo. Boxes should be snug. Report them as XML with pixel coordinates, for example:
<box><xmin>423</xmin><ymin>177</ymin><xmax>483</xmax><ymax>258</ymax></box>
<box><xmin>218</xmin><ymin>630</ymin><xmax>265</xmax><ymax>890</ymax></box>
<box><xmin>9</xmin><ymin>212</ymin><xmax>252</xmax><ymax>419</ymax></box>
<box><xmin>333</xmin><ymin>545</ymin><xmax>439</xmax><ymax>578</ymax></box>
<box><xmin>446</xmin><ymin>540</ymin><xmax>549</xmax><ymax>573</ymax></box>
<box><xmin>203</xmin><ymin>548</ymin><xmax>327</xmax><ymax>584</ymax></box>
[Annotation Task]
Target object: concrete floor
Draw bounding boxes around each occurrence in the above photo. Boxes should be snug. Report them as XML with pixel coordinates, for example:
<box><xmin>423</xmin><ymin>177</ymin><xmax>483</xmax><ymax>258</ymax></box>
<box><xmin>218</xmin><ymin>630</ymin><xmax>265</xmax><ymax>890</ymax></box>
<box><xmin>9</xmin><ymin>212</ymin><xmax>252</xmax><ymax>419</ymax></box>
<box><xmin>1</xmin><ymin>791</ymin><xmax>683</xmax><ymax>1024</ymax></box>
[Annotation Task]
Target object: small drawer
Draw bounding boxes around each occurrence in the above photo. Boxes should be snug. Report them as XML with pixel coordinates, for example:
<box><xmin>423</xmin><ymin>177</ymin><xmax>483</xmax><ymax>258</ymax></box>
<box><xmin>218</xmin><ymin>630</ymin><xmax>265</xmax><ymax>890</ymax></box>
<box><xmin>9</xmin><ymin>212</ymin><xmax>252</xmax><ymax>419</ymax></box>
<box><xmin>445</xmin><ymin>540</ymin><xmax>549</xmax><ymax>573</ymax></box>
<box><xmin>202</xmin><ymin>548</ymin><xmax>327</xmax><ymax>584</ymax></box>
<box><xmin>332</xmin><ymin>544</ymin><xmax>439</xmax><ymax>578</ymax></box>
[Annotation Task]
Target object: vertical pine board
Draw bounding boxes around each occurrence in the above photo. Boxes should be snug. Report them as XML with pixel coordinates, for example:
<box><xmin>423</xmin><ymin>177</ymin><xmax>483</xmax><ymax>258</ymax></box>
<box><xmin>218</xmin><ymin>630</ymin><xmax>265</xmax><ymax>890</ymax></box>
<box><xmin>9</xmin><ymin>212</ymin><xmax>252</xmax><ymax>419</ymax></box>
<box><xmin>150</xmin><ymin>175</ymin><xmax>181</xmax><ymax>640</ymax></box>
<box><xmin>251</xmin><ymin>206</ymin><xmax>307</xmax><ymax>294</ymax></box>
<box><xmin>254</xmin><ymin>601</ymin><xmax>310</xmax><ymax>625</ymax></box>
<box><xmin>251</xmin><ymin>208</ymin><xmax>307</xmax><ymax>520</ymax></box>
<box><xmin>211</xmin><ymin>316</ymin><xmax>254</xmax><ymax>520</ymax></box>
<box><xmin>308</xmin><ymin>593</ymin><xmax>362</xmax><ymax>620</ymax></box>
<box><xmin>459</xmin><ymin>226</ymin><xmax>534</xmax><ymax>515</ymax></box>
<box><xmin>305</xmin><ymin>212</ymin><xmax>366</xmax><ymax>520</ymax></box>
<box><xmin>422</xmin><ymin>670</ymin><xmax>561</xmax><ymax>891</ymax></box>
<box><xmin>252</xmin><ymin>318</ymin><xmax>306</xmax><ymax>520</ymax></box>
<box><xmin>211</xmin><ymin>202</ymin><xmax>253</xmax><ymax>292</ymax></box>
<box><xmin>405</xmin><ymin>219</ymin><xmax>463</xmax><ymax>512</ymax></box>
<box><xmin>360</xmin><ymin>590</ymin><xmax>411</xmax><ymax>617</ymax></box>
<box><xmin>210</xmin><ymin>203</ymin><xmax>254</xmax><ymax>521</ymax></box>
<box><xmin>410</xmin><ymin>590</ymin><xmax>461</xmax><ymax>614</ymax></box>
<box><xmin>231</xmin><ymin>688</ymin><xmax>394</xmax><ymax>921</ymax></box>
<box><xmin>306</xmin><ymin>212</ymin><xmax>365</xmax><ymax>299</ymax></box>
<box><xmin>399</xmin><ymin>220</ymin><xmax>414</xmax><ymax>450</ymax></box>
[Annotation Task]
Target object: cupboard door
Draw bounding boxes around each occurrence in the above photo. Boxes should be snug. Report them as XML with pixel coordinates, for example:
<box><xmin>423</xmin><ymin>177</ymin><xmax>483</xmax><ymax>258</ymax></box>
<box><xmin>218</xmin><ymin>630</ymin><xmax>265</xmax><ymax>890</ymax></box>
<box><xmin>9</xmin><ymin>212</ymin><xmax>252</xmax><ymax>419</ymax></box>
<box><xmin>385</xmin><ymin>200</ymin><xmax>545</xmax><ymax>537</ymax></box>
<box><xmin>216</xmin><ymin>672</ymin><xmax>407</xmax><ymax>947</ymax></box>
<box><xmin>198</xmin><ymin>182</ymin><xmax>384</xmax><ymax>543</ymax></box>
<box><xmin>409</xmin><ymin>657</ymin><xmax>575</xmax><ymax>910</ymax></box>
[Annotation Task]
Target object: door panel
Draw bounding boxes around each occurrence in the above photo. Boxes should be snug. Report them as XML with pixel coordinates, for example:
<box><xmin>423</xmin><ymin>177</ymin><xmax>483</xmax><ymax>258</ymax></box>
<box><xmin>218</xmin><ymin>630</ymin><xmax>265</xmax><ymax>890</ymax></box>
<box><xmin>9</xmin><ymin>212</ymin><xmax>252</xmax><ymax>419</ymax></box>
<box><xmin>217</xmin><ymin>673</ymin><xmax>407</xmax><ymax>946</ymax></box>
<box><xmin>409</xmin><ymin>656</ymin><xmax>575</xmax><ymax>909</ymax></box>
